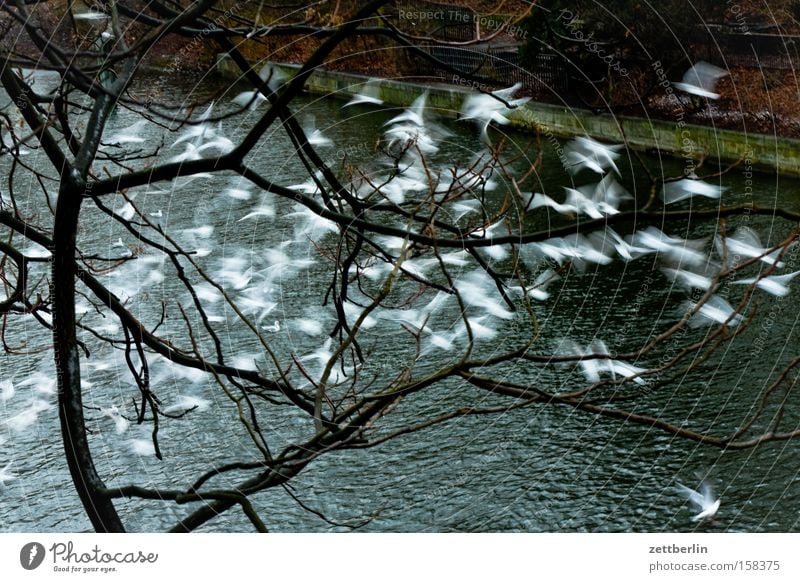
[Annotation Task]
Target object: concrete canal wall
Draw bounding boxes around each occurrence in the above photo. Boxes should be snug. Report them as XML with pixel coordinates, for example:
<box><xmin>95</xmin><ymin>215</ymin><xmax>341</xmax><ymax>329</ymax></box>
<box><xmin>217</xmin><ymin>56</ymin><xmax>800</xmax><ymax>176</ymax></box>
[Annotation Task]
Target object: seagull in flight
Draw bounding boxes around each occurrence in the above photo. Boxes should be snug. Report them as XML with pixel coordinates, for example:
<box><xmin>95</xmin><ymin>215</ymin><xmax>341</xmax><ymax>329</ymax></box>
<box><xmin>661</xmin><ymin>178</ymin><xmax>725</xmax><ymax>205</ymax></box>
<box><xmin>590</xmin><ymin>228</ymin><xmax>653</xmax><ymax>262</ymax></box>
<box><xmin>257</xmin><ymin>63</ymin><xmax>288</xmax><ymax>92</ymax></box>
<box><xmin>460</xmin><ymin>83</ymin><xmax>530</xmax><ymax>143</ymax></box>
<box><xmin>100</xmin><ymin>405</ymin><xmax>130</xmax><ymax>434</ymax></box>
<box><xmin>162</xmin><ymin>395</ymin><xmax>211</xmax><ymax>415</ymax></box>
<box><xmin>525</xmin><ymin>192</ymin><xmax>579</xmax><ymax>216</ymax></box>
<box><xmin>508</xmin><ymin>268</ymin><xmax>562</xmax><ymax>301</ymax></box>
<box><xmin>683</xmin><ymin>295</ymin><xmax>743</xmax><ymax>328</ymax></box>
<box><xmin>104</xmin><ymin>119</ymin><xmax>147</xmax><ymax>146</ymax></box>
<box><xmin>563</xmin><ymin>174</ymin><xmax>630</xmax><ymax>219</ymax></box>
<box><xmin>73</xmin><ymin>11</ymin><xmax>108</xmax><ymax>20</ymax></box>
<box><xmin>715</xmin><ymin>226</ymin><xmax>786</xmax><ymax>269</ymax></box>
<box><xmin>0</xmin><ymin>380</ymin><xmax>14</xmax><ymax>402</ymax></box>
<box><xmin>662</xmin><ymin>266</ymin><xmax>714</xmax><ymax>291</ymax></box>
<box><xmin>385</xmin><ymin>91</ymin><xmax>429</xmax><ymax>127</ymax></box>
<box><xmin>232</xmin><ymin>90</ymin><xmax>267</xmax><ymax>110</ymax></box>
<box><xmin>676</xmin><ymin>480</ymin><xmax>721</xmax><ymax>522</ymax></box>
<box><xmin>563</xmin><ymin>136</ymin><xmax>623</xmax><ymax>176</ymax></box>
<box><xmin>0</xmin><ymin>461</ymin><xmax>16</xmax><ymax>486</ymax></box>
<box><xmin>303</xmin><ymin>115</ymin><xmax>333</xmax><ymax>147</ymax></box>
<box><xmin>732</xmin><ymin>270</ymin><xmax>800</xmax><ymax>297</ymax></box>
<box><xmin>628</xmin><ymin>226</ymin><xmax>709</xmax><ymax>268</ymax></box>
<box><xmin>343</xmin><ymin>79</ymin><xmax>384</xmax><ymax>107</ymax></box>
<box><xmin>673</xmin><ymin>62</ymin><xmax>728</xmax><ymax>99</ymax></box>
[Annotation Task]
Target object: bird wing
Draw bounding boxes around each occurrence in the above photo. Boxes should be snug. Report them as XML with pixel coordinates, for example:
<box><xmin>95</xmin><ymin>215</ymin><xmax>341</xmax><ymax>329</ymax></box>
<box><xmin>730</xmin><ymin>226</ymin><xmax>763</xmax><ymax>249</ymax></box>
<box><xmin>770</xmin><ymin>270</ymin><xmax>800</xmax><ymax>284</ymax></box>
<box><xmin>533</xmin><ymin>268</ymin><xmax>560</xmax><ymax>289</ymax></box>
<box><xmin>688</xmin><ymin>61</ymin><xmax>729</xmax><ymax>90</ymax></box>
<box><xmin>699</xmin><ymin>480</ymin><xmax>716</xmax><ymax>503</ymax></box>
<box><xmin>676</xmin><ymin>482</ymin><xmax>705</xmax><ymax>509</ymax></box>
<box><xmin>491</xmin><ymin>82</ymin><xmax>523</xmax><ymax>101</ymax></box>
<box><xmin>672</xmin><ymin>82</ymin><xmax>720</xmax><ymax>99</ymax></box>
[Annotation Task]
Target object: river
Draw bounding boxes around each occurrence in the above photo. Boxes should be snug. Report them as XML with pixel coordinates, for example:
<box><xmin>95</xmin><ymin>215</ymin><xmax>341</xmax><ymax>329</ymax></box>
<box><xmin>1</xmin><ymin>69</ymin><xmax>799</xmax><ymax>532</ymax></box>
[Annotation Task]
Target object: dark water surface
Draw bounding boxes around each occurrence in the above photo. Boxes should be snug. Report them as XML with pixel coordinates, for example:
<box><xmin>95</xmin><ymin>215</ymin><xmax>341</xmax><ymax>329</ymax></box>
<box><xmin>1</xmin><ymin>70</ymin><xmax>799</xmax><ymax>532</ymax></box>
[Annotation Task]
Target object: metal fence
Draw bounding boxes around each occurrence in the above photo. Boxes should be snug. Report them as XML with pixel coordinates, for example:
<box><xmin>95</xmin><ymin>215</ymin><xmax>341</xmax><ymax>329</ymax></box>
<box><xmin>693</xmin><ymin>30</ymin><xmax>799</xmax><ymax>70</ymax></box>
<box><xmin>393</xmin><ymin>0</ymin><xmax>476</xmax><ymax>42</ymax></box>
<box><xmin>396</xmin><ymin>2</ymin><xmax>799</xmax><ymax>98</ymax></box>
<box><xmin>417</xmin><ymin>43</ymin><xmax>570</xmax><ymax>92</ymax></box>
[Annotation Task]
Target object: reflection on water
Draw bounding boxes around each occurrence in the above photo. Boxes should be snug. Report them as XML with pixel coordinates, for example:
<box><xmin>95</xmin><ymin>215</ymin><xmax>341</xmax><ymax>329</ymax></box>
<box><xmin>1</xmin><ymin>71</ymin><xmax>799</xmax><ymax>532</ymax></box>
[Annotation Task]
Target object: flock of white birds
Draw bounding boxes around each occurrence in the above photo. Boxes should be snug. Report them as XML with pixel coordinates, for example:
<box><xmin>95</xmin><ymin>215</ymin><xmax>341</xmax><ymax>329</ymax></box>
<box><xmin>1</xmin><ymin>60</ymin><xmax>764</xmax><ymax>523</ymax></box>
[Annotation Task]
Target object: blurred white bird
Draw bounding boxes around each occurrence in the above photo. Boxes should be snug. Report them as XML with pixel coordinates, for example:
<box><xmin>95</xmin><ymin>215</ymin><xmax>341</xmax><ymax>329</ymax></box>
<box><xmin>661</xmin><ymin>178</ymin><xmax>725</xmax><ymax>205</ymax></box>
<box><xmin>0</xmin><ymin>461</ymin><xmax>16</xmax><ymax>486</ymax></box>
<box><xmin>3</xmin><ymin>398</ymin><xmax>51</xmax><ymax>433</ymax></box>
<box><xmin>447</xmin><ymin>199</ymin><xmax>482</xmax><ymax>222</ymax></box>
<box><xmin>715</xmin><ymin>226</ymin><xmax>786</xmax><ymax>269</ymax></box>
<box><xmin>223</xmin><ymin>188</ymin><xmax>250</xmax><ymax>202</ymax></box>
<box><xmin>171</xmin><ymin>102</ymin><xmax>218</xmax><ymax>147</ymax></box>
<box><xmin>303</xmin><ymin>115</ymin><xmax>333</xmax><ymax>147</ymax></box>
<box><xmin>343</xmin><ymin>79</ymin><xmax>384</xmax><ymax>107</ymax></box>
<box><xmin>683</xmin><ymin>295</ymin><xmax>742</xmax><ymax>328</ymax></box>
<box><xmin>604</xmin><ymin>360</ymin><xmax>648</xmax><ymax>385</ymax></box>
<box><xmin>19</xmin><ymin>372</ymin><xmax>56</xmax><ymax>396</ymax></box>
<box><xmin>454</xmin><ymin>315</ymin><xmax>498</xmax><ymax>340</ymax></box>
<box><xmin>508</xmin><ymin>268</ymin><xmax>561</xmax><ymax>301</ymax></box>
<box><xmin>383</xmin><ymin>122</ymin><xmax>441</xmax><ymax>156</ymax></box>
<box><xmin>0</xmin><ymin>380</ymin><xmax>14</xmax><ymax>402</ymax></box>
<box><xmin>567</xmin><ymin>233</ymin><xmax>616</xmax><ymax>265</ymax></box>
<box><xmin>533</xmin><ymin>234</ymin><xmax>613</xmax><ymax>268</ymax></box>
<box><xmin>422</xmin><ymin>327</ymin><xmax>460</xmax><ymax>352</ymax></box>
<box><xmin>217</xmin><ymin>256</ymin><xmax>253</xmax><ymax>290</ymax></box>
<box><xmin>167</xmin><ymin>143</ymin><xmax>202</xmax><ymax>163</ymax></box>
<box><xmin>73</xmin><ymin>11</ymin><xmax>108</xmax><ymax>20</ymax></box>
<box><xmin>231</xmin><ymin>90</ymin><xmax>267</xmax><ymax>110</ymax></box>
<box><xmin>100</xmin><ymin>405</ymin><xmax>130</xmax><ymax>434</ymax></box>
<box><xmin>563</xmin><ymin>174</ymin><xmax>631</xmax><ymax>219</ymax></box>
<box><xmin>299</xmin><ymin>337</ymin><xmax>348</xmax><ymax>385</ymax></box>
<box><xmin>732</xmin><ymin>270</ymin><xmax>800</xmax><ymax>297</ymax></box>
<box><xmin>288</xmin><ymin>175</ymin><xmax>323</xmax><ymax>196</ymax></box>
<box><xmin>673</xmin><ymin>62</ymin><xmax>728</xmax><ymax>99</ymax></box>
<box><xmin>292</xmin><ymin>318</ymin><xmax>324</xmax><ymax>336</ymax></box>
<box><xmin>564</xmin><ymin>136</ymin><xmax>623</xmax><ymax>175</ymax></box>
<box><xmin>197</xmin><ymin>135</ymin><xmax>235</xmax><ymax>155</ymax></box>
<box><xmin>104</xmin><ymin>119</ymin><xmax>147</xmax><ymax>146</ymax></box>
<box><xmin>460</xmin><ymin>83</ymin><xmax>530</xmax><ymax>143</ymax></box>
<box><xmin>127</xmin><ymin>438</ymin><xmax>155</xmax><ymax>457</ymax></box>
<box><xmin>676</xmin><ymin>480</ymin><xmax>721</xmax><ymax>522</ymax></box>
<box><xmin>562</xmin><ymin>339</ymin><xmax>610</xmax><ymax>383</ymax></box>
<box><xmin>561</xmin><ymin>339</ymin><xmax>647</xmax><ymax>385</ymax></box>
<box><xmin>590</xmin><ymin>228</ymin><xmax>653</xmax><ymax>261</ymax></box>
<box><xmin>172</xmin><ymin>122</ymin><xmax>215</xmax><ymax>148</ymax></box>
<box><xmin>257</xmin><ymin>63</ymin><xmax>288</xmax><ymax>92</ymax></box>
<box><xmin>288</xmin><ymin>204</ymin><xmax>338</xmax><ymax>241</ymax></box>
<box><xmin>525</xmin><ymin>192</ymin><xmax>579</xmax><ymax>216</ymax></box>
<box><xmin>628</xmin><ymin>226</ymin><xmax>709</xmax><ymax>268</ymax></box>
<box><xmin>115</xmin><ymin>201</ymin><xmax>136</xmax><ymax>221</ymax></box>
<box><xmin>662</xmin><ymin>267</ymin><xmax>714</xmax><ymax>291</ymax></box>
<box><xmin>163</xmin><ymin>395</ymin><xmax>211</xmax><ymax>415</ymax></box>
<box><xmin>238</xmin><ymin>197</ymin><xmax>276</xmax><ymax>222</ymax></box>
<box><xmin>454</xmin><ymin>271</ymin><xmax>513</xmax><ymax>320</ymax></box>
<box><xmin>386</xmin><ymin>91</ymin><xmax>429</xmax><ymax>127</ymax></box>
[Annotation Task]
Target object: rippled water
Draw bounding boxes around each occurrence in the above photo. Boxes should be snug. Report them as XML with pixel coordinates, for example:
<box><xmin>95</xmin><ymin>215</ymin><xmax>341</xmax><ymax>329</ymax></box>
<box><xmin>2</xmin><ymin>71</ymin><xmax>800</xmax><ymax>532</ymax></box>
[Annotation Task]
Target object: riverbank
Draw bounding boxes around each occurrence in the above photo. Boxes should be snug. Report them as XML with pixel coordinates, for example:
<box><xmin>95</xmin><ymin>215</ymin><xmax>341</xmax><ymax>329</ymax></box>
<box><xmin>217</xmin><ymin>56</ymin><xmax>800</xmax><ymax>177</ymax></box>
